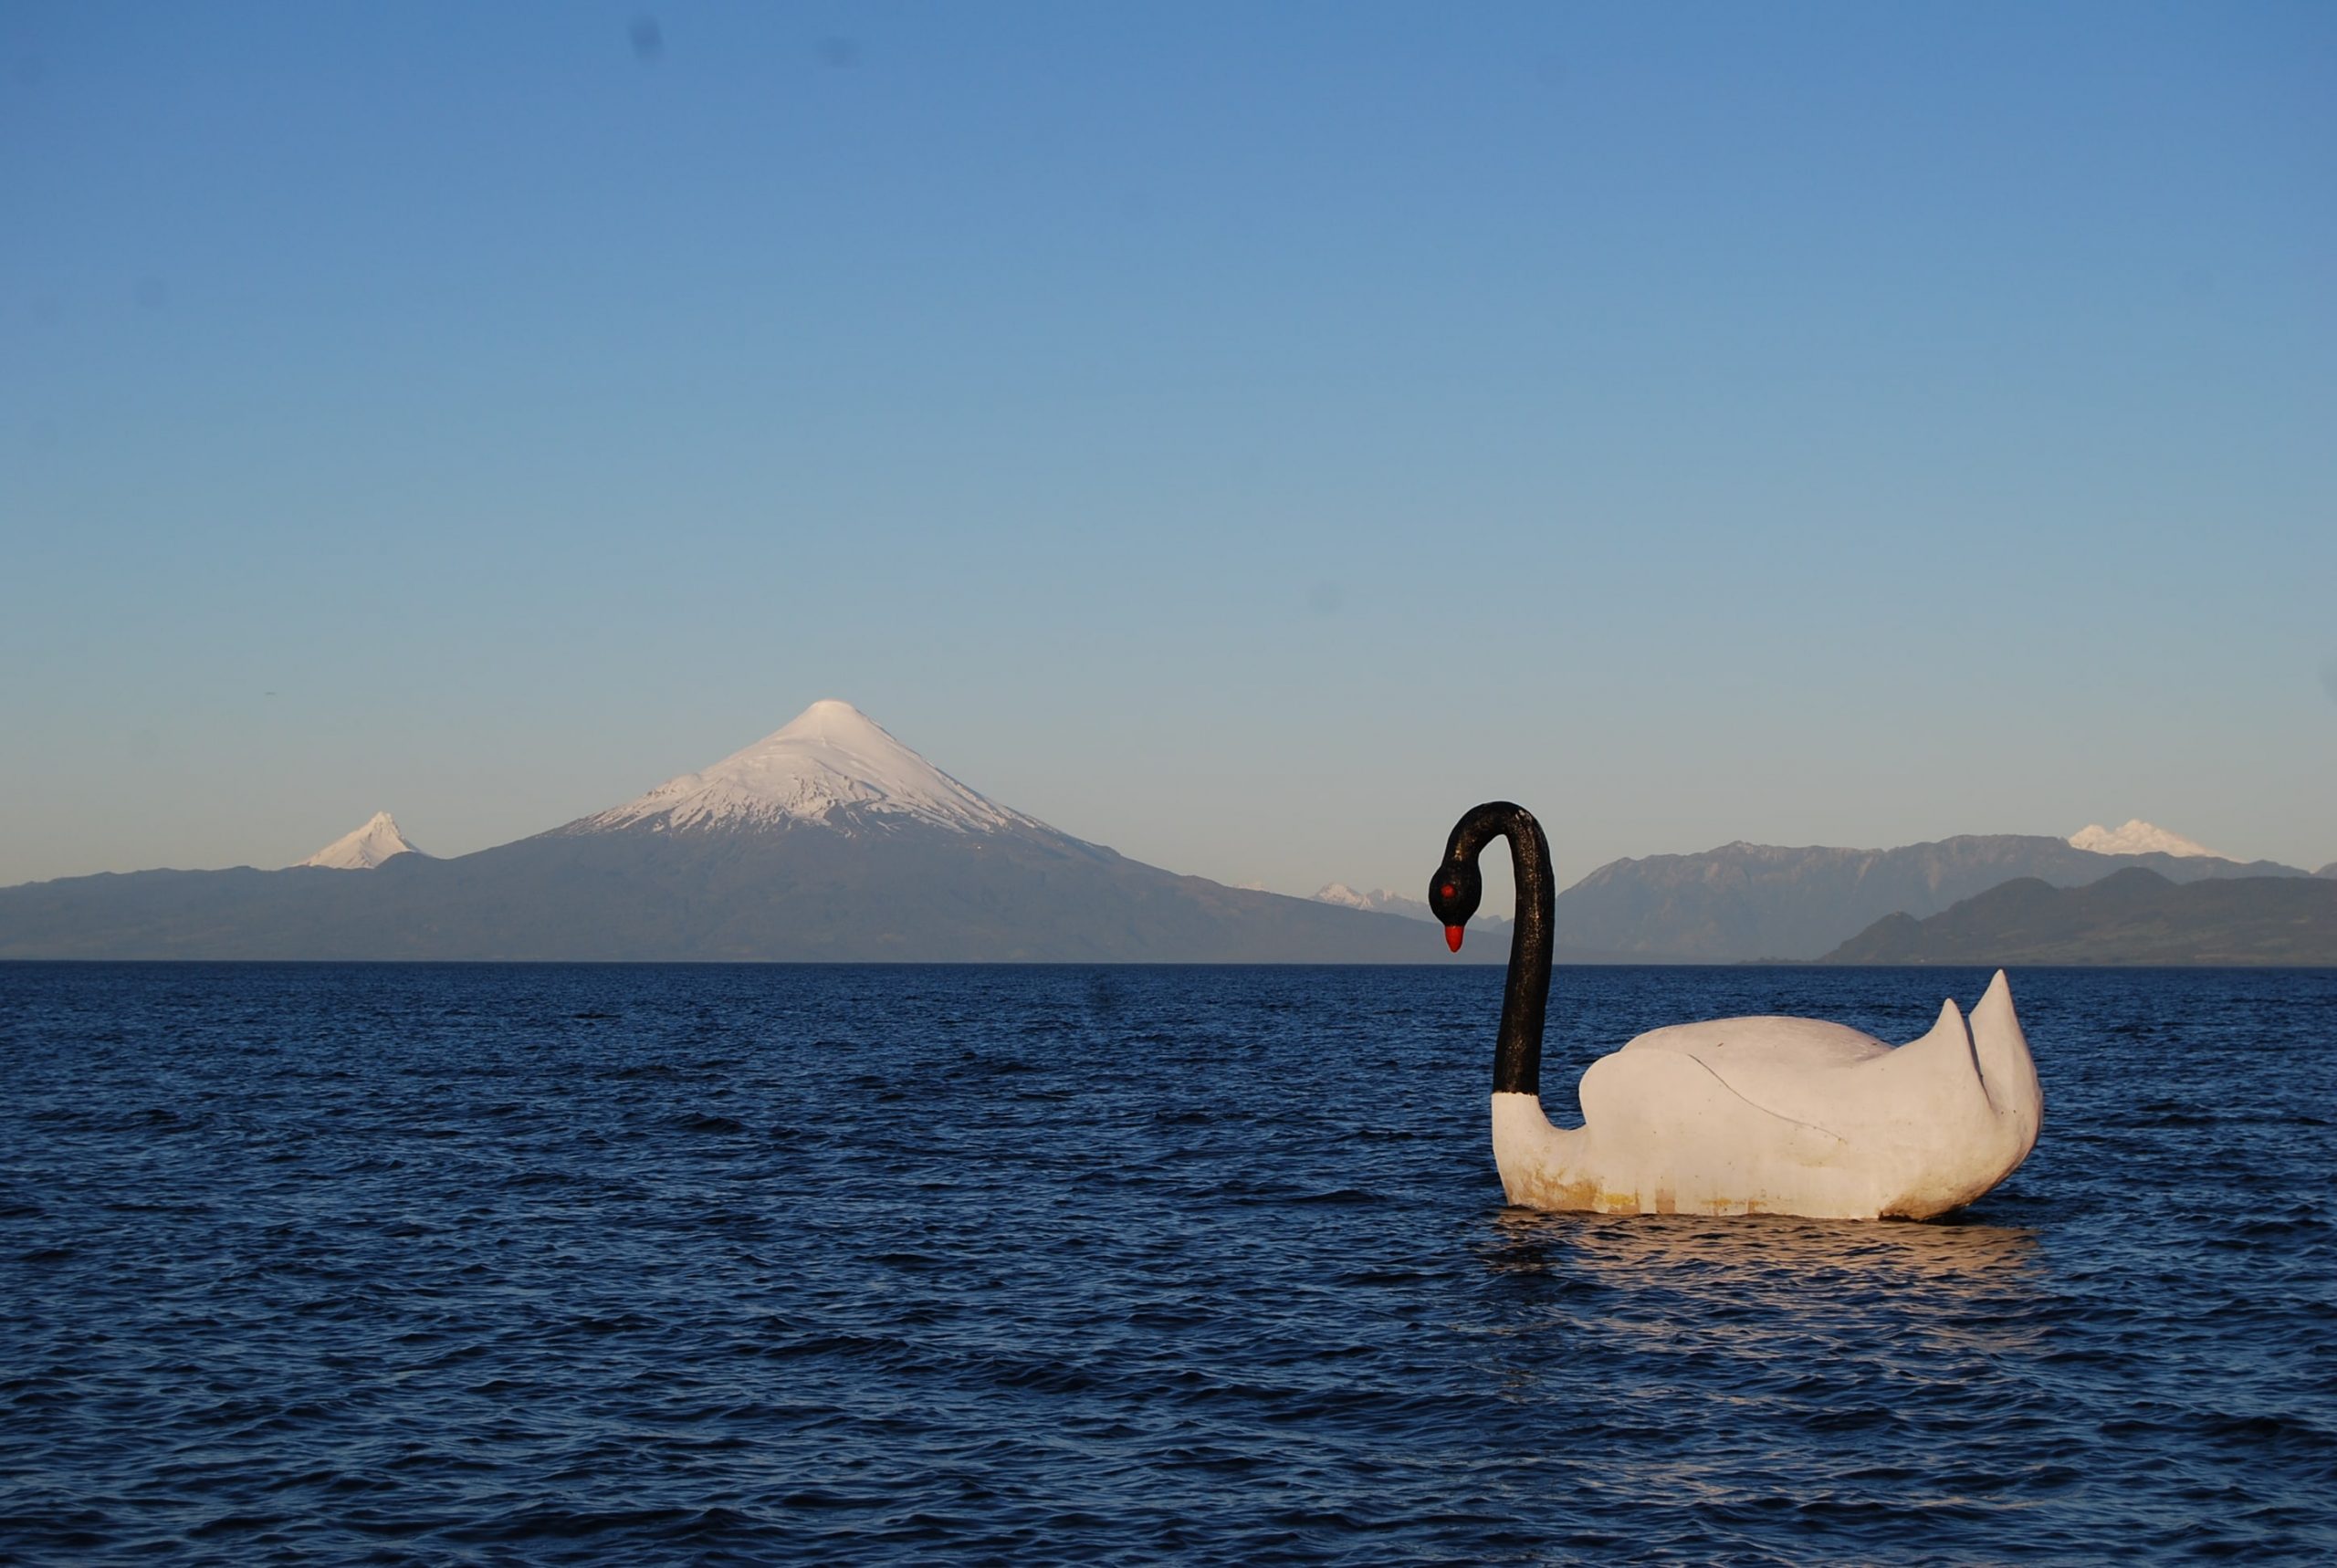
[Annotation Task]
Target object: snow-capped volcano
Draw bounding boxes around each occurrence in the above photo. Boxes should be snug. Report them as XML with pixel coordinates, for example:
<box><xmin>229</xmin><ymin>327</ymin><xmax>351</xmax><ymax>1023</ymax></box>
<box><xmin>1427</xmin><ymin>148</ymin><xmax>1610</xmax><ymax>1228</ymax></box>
<box><xmin>295</xmin><ymin>811</ymin><xmax>423</xmax><ymax>869</ymax></box>
<box><xmin>571</xmin><ymin>700</ymin><xmax>1044</xmax><ymax>838</ymax></box>
<box><xmin>2068</xmin><ymin>820</ymin><xmax>2226</xmax><ymax>860</ymax></box>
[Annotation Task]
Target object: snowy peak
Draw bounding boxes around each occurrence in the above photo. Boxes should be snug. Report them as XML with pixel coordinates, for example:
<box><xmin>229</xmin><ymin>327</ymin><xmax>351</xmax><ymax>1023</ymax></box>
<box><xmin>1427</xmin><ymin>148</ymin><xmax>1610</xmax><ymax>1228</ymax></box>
<box><xmin>1315</xmin><ymin>883</ymin><xmax>1428</xmax><ymax>919</ymax></box>
<box><xmin>2068</xmin><ymin>820</ymin><xmax>2225</xmax><ymax>861</ymax></box>
<box><xmin>577</xmin><ymin>700</ymin><xmax>1042</xmax><ymax>838</ymax></box>
<box><xmin>295</xmin><ymin>811</ymin><xmax>423</xmax><ymax>870</ymax></box>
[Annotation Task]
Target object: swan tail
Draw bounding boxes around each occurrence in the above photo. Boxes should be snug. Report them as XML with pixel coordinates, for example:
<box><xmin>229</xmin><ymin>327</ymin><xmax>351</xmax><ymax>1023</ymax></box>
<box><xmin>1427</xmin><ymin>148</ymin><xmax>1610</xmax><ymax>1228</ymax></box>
<box><xmin>1876</xmin><ymin>998</ymin><xmax>1994</xmax><ymax>1117</ymax></box>
<box><xmin>1970</xmin><ymin>970</ymin><xmax>2043</xmax><ymax>1152</ymax></box>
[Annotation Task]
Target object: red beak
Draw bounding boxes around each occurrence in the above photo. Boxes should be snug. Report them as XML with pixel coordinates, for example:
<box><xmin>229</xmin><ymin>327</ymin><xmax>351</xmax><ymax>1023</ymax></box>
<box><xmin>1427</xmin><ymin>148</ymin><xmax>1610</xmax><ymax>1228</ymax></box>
<box><xmin>1445</xmin><ymin>925</ymin><xmax>1464</xmax><ymax>953</ymax></box>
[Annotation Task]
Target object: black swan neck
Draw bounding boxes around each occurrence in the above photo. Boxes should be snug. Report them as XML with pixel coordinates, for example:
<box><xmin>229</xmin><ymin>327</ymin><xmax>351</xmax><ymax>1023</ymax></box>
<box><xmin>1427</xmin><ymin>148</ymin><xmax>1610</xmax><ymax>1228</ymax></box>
<box><xmin>1447</xmin><ymin>802</ymin><xmax>1556</xmax><ymax>1096</ymax></box>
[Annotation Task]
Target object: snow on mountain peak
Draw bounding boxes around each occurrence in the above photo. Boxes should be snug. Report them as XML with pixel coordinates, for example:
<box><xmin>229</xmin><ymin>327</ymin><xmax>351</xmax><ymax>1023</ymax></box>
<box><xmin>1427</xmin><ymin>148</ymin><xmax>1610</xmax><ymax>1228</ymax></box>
<box><xmin>1314</xmin><ymin>883</ymin><xmax>1434</xmax><ymax>922</ymax></box>
<box><xmin>578</xmin><ymin>700</ymin><xmax>1040</xmax><ymax>837</ymax></box>
<box><xmin>1315</xmin><ymin>883</ymin><xmax>1383</xmax><ymax>912</ymax></box>
<box><xmin>295</xmin><ymin>811</ymin><xmax>423</xmax><ymax>869</ymax></box>
<box><xmin>1315</xmin><ymin>882</ymin><xmax>1513</xmax><ymax>928</ymax></box>
<box><xmin>2068</xmin><ymin>820</ymin><xmax>2225</xmax><ymax>860</ymax></box>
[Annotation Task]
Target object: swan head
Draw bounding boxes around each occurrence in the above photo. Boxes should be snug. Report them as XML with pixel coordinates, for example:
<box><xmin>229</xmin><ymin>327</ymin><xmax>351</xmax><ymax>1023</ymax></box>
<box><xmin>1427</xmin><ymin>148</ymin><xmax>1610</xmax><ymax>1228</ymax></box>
<box><xmin>1427</xmin><ymin>859</ymin><xmax>1483</xmax><ymax>952</ymax></box>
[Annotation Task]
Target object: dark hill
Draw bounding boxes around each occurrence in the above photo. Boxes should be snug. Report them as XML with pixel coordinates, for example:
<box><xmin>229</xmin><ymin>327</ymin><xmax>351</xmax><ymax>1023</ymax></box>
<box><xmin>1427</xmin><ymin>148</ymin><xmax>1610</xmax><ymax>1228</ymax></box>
<box><xmin>1819</xmin><ymin>868</ymin><xmax>2337</xmax><ymax>966</ymax></box>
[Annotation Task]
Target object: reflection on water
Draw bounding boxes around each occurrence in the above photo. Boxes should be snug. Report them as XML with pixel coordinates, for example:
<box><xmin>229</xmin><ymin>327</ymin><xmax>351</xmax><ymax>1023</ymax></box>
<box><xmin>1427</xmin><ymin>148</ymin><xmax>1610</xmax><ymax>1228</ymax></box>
<box><xmin>1482</xmin><ymin>1207</ymin><xmax>2040</xmax><ymax>1293</ymax></box>
<box><xmin>1474</xmin><ymin>1208</ymin><xmax>2049</xmax><ymax>1382</ymax></box>
<box><xmin>1466</xmin><ymin>1209</ymin><xmax>2063</xmax><ymax>1537</ymax></box>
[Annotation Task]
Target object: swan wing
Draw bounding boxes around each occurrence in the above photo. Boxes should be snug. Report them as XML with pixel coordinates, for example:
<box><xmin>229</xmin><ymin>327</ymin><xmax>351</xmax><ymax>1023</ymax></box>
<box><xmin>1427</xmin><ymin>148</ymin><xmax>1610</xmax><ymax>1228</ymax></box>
<box><xmin>1580</xmin><ymin>1048</ymin><xmax>1850</xmax><ymax>1167</ymax></box>
<box><xmin>1666</xmin><ymin>999</ymin><xmax>1989</xmax><ymax>1137</ymax></box>
<box><xmin>1621</xmin><ymin>1005</ymin><xmax>1999</xmax><ymax>1140</ymax></box>
<box><xmin>1619</xmin><ymin>1015</ymin><xmax>1890</xmax><ymax>1071</ymax></box>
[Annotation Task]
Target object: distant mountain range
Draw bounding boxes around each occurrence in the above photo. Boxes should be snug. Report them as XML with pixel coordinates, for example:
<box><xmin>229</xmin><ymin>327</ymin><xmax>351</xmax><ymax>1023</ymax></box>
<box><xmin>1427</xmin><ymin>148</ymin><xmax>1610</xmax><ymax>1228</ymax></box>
<box><xmin>1821</xmin><ymin>869</ymin><xmax>2337</xmax><ymax>966</ymax></box>
<box><xmin>1</xmin><ymin>705</ymin><xmax>2323</xmax><ymax>965</ymax></box>
<box><xmin>0</xmin><ymin>704</ymin><xmax>1462</xmax><ymax>963</ymax></box>
<box><xmin>1545</xmin><ymin>833</ymin><xmax>2308</xmax><ymax>962</ymax></box>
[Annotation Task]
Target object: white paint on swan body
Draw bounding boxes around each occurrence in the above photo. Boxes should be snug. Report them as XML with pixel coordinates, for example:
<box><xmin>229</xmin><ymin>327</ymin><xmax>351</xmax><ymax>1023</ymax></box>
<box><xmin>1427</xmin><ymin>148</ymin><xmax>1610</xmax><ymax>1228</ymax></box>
<box><xmin>1490</xmin><ymin>970</ymin><xmax>2041</xmax><ymax>1219</ymax></box>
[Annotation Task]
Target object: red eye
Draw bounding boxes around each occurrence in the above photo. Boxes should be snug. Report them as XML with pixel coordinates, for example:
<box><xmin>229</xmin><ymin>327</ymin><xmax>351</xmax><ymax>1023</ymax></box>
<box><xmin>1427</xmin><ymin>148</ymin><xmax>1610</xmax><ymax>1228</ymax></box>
<box><xmin>1440</xmin><ymin>883</ymin><xmax>1456</xmax><ymax>899</ymax></box>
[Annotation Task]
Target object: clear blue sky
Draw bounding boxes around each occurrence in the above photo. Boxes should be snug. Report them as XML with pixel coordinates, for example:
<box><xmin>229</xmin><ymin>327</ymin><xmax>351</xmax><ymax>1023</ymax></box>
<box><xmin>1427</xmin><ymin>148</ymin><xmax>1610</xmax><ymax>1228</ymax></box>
<box><xmin>4</xmin><ymin>2</ymin><xmax>2332</xmax><ymax>894</ymax></box>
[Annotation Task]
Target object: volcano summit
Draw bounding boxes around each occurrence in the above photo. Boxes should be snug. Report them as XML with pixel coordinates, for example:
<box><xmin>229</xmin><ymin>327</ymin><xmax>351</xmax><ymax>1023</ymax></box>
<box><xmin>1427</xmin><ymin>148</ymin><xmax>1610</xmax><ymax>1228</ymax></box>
<box><xmin>566</xmin><ymin>701</ymin><xmax>1042</xmax><ymax>839</ymax></box>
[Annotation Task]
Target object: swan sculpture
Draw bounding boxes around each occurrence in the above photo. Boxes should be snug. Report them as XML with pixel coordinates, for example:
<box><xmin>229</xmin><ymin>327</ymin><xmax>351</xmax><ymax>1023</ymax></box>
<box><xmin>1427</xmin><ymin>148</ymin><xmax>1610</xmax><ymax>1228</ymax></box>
<box><xmin>1429</xmin><ymin>802</ymin><xmax>2043</xmax><ymax>1219</ymax></box>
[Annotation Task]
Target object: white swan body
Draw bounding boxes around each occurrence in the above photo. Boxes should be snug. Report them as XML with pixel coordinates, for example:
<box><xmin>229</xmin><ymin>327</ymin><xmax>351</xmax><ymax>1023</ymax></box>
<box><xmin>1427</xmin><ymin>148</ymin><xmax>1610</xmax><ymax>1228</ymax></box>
<box><xmin>1490</xmin><ymin>970</ymin><xmax>2043</xmax><ymax>1219</ymax></box>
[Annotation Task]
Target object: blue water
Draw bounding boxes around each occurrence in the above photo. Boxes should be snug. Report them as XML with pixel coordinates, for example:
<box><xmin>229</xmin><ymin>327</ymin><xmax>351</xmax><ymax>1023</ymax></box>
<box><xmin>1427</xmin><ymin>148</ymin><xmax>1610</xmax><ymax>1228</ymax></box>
<box><xmin>3</xmin><ymin>963</ymin><xmax>2332</xmax><ymax>1564</ymax></box>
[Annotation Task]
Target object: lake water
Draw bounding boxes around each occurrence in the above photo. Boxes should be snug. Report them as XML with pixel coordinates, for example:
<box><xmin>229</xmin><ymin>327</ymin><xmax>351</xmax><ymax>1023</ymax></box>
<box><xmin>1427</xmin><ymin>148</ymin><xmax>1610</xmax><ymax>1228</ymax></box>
<box><xmin>3</xmin><ymin>963</ymin><xmax>2332</xmax><ymax>1564</ymax></box>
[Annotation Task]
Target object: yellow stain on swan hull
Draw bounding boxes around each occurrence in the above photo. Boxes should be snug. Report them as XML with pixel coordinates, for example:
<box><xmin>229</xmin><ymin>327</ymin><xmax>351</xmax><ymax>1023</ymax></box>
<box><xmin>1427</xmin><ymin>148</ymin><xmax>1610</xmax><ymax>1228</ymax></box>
<box><xmin>1504</xmin><ymin>1176</ymin><xmax>1814</xmax><ymax>1219</ymax></box>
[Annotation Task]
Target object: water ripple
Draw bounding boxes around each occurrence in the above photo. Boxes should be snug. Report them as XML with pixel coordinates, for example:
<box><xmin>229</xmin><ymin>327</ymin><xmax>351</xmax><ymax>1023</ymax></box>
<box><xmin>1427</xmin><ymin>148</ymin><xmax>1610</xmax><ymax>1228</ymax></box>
<box><xmin>2</xmin><ymin>962</ymin><xmax>2333</xmax><ymax>1563</ymax></box>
